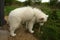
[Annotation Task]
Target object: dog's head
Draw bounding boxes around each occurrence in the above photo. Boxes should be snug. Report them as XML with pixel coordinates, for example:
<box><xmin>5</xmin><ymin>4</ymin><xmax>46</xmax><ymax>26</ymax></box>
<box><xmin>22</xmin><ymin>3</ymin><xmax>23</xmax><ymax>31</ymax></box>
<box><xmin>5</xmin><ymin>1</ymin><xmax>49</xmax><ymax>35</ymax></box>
<box><xmin>37</xmin><ymin>14</ymin><xmax>49</xmax><ymax>26</ymax></box>
<box><xmin>33</xmin><ymin>8</ymin><xmax>49</xmax><ymax>26</ymax></box>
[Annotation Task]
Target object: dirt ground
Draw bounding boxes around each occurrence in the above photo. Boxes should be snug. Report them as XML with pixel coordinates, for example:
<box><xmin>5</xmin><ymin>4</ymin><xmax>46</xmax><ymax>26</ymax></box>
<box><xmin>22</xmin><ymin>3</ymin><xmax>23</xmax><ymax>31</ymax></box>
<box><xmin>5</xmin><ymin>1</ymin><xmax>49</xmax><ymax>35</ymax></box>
<box><xmin>0</xmin><ymin>16</ymin><xmax>38</xmax><ymax>40</ymax></box>
<box><xmin>8</xmin><ymin>25</ymin><xmax>38</xmax><ymax>40</ymax></box>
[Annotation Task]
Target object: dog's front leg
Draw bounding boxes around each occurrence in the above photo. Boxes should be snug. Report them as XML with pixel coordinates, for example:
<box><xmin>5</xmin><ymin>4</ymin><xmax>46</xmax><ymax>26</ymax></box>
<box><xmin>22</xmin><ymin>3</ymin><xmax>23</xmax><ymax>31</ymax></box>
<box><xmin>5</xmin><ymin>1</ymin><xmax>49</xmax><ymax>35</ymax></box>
<box><xmin>28</xmin><ymin>17</ymin><xmax>35</xmax><ymax>33</ymax></box>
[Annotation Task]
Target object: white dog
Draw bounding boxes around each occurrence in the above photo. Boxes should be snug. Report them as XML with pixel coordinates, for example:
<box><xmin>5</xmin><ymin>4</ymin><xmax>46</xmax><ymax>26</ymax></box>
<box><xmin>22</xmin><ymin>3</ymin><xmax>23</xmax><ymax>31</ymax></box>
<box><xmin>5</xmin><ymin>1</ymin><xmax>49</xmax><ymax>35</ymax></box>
<box><xmin>8</xmin><ymin>6</ymin><xmax>49</xmax><ymax>36</ymax></box>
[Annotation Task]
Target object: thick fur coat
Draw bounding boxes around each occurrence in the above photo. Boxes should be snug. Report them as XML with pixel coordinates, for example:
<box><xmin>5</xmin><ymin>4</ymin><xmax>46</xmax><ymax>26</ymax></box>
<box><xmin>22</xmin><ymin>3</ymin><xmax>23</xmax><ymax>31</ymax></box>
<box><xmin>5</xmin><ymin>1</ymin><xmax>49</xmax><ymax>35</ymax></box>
<box><xmin>8</xmin><ymin>6</ymin><xmax>49</xmax><ymax>36</ymax></box>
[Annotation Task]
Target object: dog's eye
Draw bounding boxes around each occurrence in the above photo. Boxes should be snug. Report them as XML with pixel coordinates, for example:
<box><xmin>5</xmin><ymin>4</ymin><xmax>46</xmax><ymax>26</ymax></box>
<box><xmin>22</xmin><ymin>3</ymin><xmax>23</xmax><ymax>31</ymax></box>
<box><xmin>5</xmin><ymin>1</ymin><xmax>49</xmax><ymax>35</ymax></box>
<box><xmin>39</xmin><ymin>18</ymin><xmax>44</xmax><ymax>20</ymax></box>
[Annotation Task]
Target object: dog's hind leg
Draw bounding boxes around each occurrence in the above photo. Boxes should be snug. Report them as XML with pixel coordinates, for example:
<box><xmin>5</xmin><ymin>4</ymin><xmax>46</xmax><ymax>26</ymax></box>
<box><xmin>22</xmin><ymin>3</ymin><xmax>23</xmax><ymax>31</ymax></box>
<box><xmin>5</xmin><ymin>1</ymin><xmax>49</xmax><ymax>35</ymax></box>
<box><xmin>10</xmin><ymin>22</ymin><xmax>20</xmax><ymax>36</ymax></box>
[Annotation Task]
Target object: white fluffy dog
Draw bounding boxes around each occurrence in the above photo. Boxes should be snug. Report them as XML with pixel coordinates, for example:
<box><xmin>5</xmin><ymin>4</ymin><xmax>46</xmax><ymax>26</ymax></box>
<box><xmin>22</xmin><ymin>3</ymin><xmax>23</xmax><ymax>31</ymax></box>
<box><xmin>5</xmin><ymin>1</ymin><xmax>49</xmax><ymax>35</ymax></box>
<box><xmin>8</xmin><ymin>6</ymin><xmax>49</xmax><ymax>36</ymax></box>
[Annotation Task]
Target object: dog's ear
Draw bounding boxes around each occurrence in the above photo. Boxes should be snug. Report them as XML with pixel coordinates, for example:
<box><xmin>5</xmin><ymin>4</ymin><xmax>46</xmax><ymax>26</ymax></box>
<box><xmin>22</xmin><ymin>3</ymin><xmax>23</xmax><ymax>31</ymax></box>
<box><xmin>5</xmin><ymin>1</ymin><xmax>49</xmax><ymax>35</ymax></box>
<box><xmin>46</xmin><ymin>15</ymin><xmax>49</xmax><ymax>17</ymax></box>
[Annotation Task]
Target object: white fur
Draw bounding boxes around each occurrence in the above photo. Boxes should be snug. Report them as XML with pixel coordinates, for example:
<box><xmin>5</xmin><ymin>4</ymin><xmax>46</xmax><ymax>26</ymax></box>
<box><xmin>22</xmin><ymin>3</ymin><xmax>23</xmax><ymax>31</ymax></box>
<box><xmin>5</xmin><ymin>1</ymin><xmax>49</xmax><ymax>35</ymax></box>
<box><xmin>8</xmin><ymin>6</ymin><xmax>48</xmax><ymax>36</ymax></box>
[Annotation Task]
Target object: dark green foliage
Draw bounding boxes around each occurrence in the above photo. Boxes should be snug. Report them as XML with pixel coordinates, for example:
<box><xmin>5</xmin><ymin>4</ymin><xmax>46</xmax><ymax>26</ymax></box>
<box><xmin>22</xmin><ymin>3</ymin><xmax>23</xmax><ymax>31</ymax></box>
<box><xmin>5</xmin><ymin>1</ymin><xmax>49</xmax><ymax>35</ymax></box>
<box><xmin>4</xmin><ymin>6</ymin><xmax>20</xmax><ymax>16</ymax></box>
<box><xmin>27</xmin><ymin>0</ymin><xmax>31</xmax><ymax>6</ymax></box>
<box><xmin>5</xmin><ymin>0</ymin><xmax>13</xmax><ymax>5</ymax></box>
<box><xmin>50</xmin><ymin>0</ymin><xmax>57</xmax><ymax>6</ymax></box>
<box><xmin>56</xmin><ymin>2</ymin><xmax>60</xmax><ymax>9</ymax></box>
<box><xmin>39</xmin><ymin>18</ymin><xmax>60</xmax><ymax>40</ymax></box>
<box><xmin>23</xmin><ymin>1</ymin><xmax>31</xmax><ymax>6</ymax></box>
<box><xmin>40</xmin><ymin>27</ymin><xmax>56</xmax><ymax>40</ymax></box>
<box><xmin>50</xmin><ymin>10</ymin><xmax>58</xmax><ymax>20</ymax></box>
<box><xmin>5</xmin><ymin>0</ymin><xmax>16</xmax><ymax>5</ymax></box>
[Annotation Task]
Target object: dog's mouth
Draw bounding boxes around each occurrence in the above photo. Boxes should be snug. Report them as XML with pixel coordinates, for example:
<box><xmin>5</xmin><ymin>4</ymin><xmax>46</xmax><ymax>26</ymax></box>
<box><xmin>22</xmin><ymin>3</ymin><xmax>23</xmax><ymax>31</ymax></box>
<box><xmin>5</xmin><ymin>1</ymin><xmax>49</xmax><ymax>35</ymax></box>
<box><xmin>40</xmin><ymin>22</ymin><xmax>44</xmax><ymax>23</ymax></box>
<box><xmin>39</xmin><ymin>21</ymin><xmax>44</xmax><ymax>23</ymax></box>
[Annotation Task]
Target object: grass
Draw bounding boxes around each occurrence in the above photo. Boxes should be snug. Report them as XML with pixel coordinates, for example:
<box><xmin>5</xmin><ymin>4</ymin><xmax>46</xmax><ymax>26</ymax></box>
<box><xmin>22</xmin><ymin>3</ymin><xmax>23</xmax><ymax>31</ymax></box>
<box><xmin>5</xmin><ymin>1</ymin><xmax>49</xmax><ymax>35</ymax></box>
<box><xmin>4</xmin><ymin>5</ymin><xmax>20</xmax><ymax>16</ymax></box>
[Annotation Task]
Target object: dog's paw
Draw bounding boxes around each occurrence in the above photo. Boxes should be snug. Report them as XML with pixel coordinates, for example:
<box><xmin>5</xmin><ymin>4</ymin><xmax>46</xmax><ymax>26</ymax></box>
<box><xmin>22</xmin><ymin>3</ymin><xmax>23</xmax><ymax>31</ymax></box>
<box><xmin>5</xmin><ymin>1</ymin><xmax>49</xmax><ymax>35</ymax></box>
<box><xmin>10</xmin><ymin>33</ymin><xmax>16</xmax><ymax>37</ymax></box>
<box><xmin>29</xmin><ymin>30</ymin><xmax>34</xmax><ymax>33</ymax></box>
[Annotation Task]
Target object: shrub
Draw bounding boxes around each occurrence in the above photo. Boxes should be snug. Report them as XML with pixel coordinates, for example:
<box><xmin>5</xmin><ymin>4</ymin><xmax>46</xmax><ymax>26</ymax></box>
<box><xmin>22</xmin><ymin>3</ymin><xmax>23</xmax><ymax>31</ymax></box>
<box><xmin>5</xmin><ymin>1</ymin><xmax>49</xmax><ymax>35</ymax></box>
<box><xmin>5</xmin><ymin>0</ymin><xmax>16</xmax><ymax>5</ymax></box>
